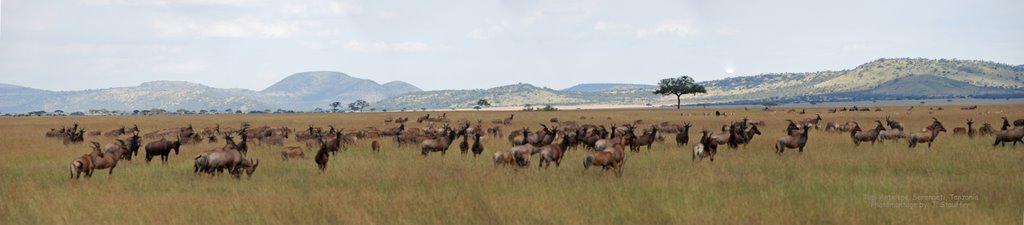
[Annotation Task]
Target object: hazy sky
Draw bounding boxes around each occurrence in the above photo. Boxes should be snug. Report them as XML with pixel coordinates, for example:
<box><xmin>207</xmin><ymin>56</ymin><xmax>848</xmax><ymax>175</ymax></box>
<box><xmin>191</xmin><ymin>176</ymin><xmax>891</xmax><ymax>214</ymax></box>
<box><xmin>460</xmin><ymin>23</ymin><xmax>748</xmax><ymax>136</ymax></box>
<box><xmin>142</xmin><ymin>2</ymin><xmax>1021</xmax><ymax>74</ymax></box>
<box><xmin>1</xmin><ymin>0</ymin><xmax>1022</xmax><ymax>91</ymax></box>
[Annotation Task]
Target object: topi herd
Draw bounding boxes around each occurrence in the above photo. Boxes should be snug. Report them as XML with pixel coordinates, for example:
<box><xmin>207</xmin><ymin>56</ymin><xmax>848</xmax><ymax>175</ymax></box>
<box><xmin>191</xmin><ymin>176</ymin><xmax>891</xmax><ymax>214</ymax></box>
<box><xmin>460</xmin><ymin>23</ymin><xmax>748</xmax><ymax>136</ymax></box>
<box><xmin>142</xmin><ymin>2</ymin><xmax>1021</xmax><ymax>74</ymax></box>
<box><xmin>51</xmin><ymin>108</ymin><xmax>1024</xmax><ymax>180</ymax></box>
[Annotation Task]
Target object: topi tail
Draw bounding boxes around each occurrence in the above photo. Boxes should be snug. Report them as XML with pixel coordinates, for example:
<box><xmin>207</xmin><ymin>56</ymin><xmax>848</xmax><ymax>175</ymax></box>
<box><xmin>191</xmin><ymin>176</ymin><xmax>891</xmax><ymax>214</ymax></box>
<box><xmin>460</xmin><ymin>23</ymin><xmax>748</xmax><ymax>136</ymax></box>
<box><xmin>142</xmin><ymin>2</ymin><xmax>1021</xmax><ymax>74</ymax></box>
<box><xmin>70</xmin><ymin>161</ymin><xmax>77</xmax><ymax>179</ymax></box>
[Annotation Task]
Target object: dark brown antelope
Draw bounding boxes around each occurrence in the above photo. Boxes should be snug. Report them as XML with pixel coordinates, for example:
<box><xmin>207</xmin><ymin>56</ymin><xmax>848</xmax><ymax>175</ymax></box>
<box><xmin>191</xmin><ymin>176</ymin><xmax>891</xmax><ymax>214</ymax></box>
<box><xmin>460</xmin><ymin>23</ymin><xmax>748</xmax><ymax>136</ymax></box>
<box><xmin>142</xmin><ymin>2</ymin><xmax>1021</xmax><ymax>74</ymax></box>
<box><xmin>978</xmin><ymin>123</ymin><xmax>996</xmax><ymax>136</ymax></box>
<box><xmin>605</xmin><ymin>142</ymin><xmax>625</xmax><ymax>169</ymax></box>
<box><xmin>199</xmin><ymin>143</ymin><xmax>247</xmax><ymax>178</ymax></box>
<box><xmin>416</xmin><ymin>114</ymin><xmax>430</xmax><ymax>123</ymax></box>
<box><xmin>851</xmin><ymin>121</ymin><xmax>886</xmax><ymax>146</ymax></box>
<box><xmin>47</xmin><ymin>126</ymin><xmax>68</xmax><ymax>138</ymax></box>
<box><xmin>295</xmin><ymin>126</ymin><xmax>320</xmax><ymax>142</ymax></box>
<box><xmin>711</xmin><ymin>124</ymin><xmax>737</xmax><ymax>148</ymax></box>
<box><xmin>732</xmin><ymin>125</ymin><xmax>761</xmax><ymax>148</ymax></box>
<box><xmin>582</xmin><ymin>149</ymin><xmax>621</xmax><ymax>177</ymax></box>
<box><xmin>908</xmin><ymin>118</ymin><xmax>947</xmax><ymax>149</ymax></box>
<box><xmin>118</xmin><ymin>130</ymin><xmax>142</xmax><ymax>160</ymax></box>
<box><xmin>323</xmin><ymin>129</ymin><xmax>345</xmax><ymax>156</ymax></box>
<box><xmin>538</xmin><ymin>136</ymin><xmax>568</xmax><ymax>169</ymax></box>
<box><xmin>511</xmin><ymin>128</ymin><xmax>531</xmax><ymax>146</ymax></box>
<box><xmin>798</xmin><ymin>114</ymin><xmax>823</xmax><ymax>129</ymax></box>
<box><xmin>371</xmin><ymin>140</ymin><xmax>381</xmax><ymax>153</ymax></box>
<box><xmin>952</xmin><ymin>119</ymin><xmax>976</xmax><ymax>138</ymax></box>
<box><xmin>534</xmin><ymin>124</ymin><xmax>557</xmax><ymax>147</ymax></box>
<box><xmin>458</xmin><ymin>134</ymin><xmax>469</xmax><ymax>154</ymax></box>
<box><xmin>839</xmin><ymin>121</ymin><xmax>859</xmax><ymax>132</ymax></box>
<box><xmin>493</xmin><ymin>150</ymin><xmax>514</xmax><ymax>167</ymax></box>
<box><xmin>144</xmin><ymin>137</ymin><xmax>181</xmax><ymax>164</ymax></box>
<box><xmin>993</xmin><ymin>118</ymin><xmax>1024</xmax><ymax>147</ymax></box>
<box><xmin>236</xmin><ymin>129</ymin><xmax>250</xmax><ymax>155</ymax></box>
<box><xmin>693</xmin><ymin>129</ymin><xmax>717</xmax><ymax>162</ymax></box>
<box><xmin>280</xmin><ymin>146</ymin><xmax>304</xmax><ymax>160</ymax></box>
<box><xmin>470</xmin><ymin>132</ymin><xmax>484</xmax><ymax>157</ymax></box>
<box><xmin>104</xmin><ymin>126</ymin><xmax>127</xmax><ymax>137</ymax></box>
<box><xmin>237</xmin><ymin>158</ymin><xmax>259</xmax><ymax>178</ymax></box>
<box><xmin>510</xmin><ymin>145</ymin><xmax>539</xmax><ymax>167</ymax></box>
<box><xmin>487</xmin><ymin>126</ymin><xmax>503</xmax><ymax>138</ymax></box>
<box><xmin>89</xmin><ymin>141</ymin><xmax>126</xmax><ymax>178</ymax></box>
<box><xmin>63</xmin><ymin>129</ymin><xmax>85</xmax><ymax>145</ymax></box>
<box><xmin>675</xmin><ymin>122</ymin><xmax>691</xmax><ymax>146</ymax></box>
<box><xmin>879</xmin><ymin>127</ymin><xmax>904</xmax><ymax>143</ymax></box>
<box><xmin>69</xmin><ymin>151</ymin><xmax>96</xmax><ymax>180</ymax></box>
<box><xmin>886</xmin><ymin>116</ymin><xmax>905</xmax><ymax>131</ymax></box>
<box><xmin>776</xmin><ymin>125</ymin><xmax>811</xmax><ymax>155</ymax></box>
<box><xmin>785</xmin><ymin>120</ymin><xmax>802</xmax><ymax>136</ymax></box>
<box><xmin>314</xmin><ymin>139</ymin><xmax>330</xmax><ymax>172</ymax></box>
<box><xmin>260</xmin><ymin>133</ymin><xmax>288</xmax><ymax>147</ymax></box>
<box><xmin>420</xmin><ymin>127</ymin><xmax>456</xmax><ymax>156</ymax></box>
<box><xmin>633</xmin><ymin>126</ymin><xmax>658</xmax><ymax>151</ymax></box>
<box><xmin>193</xmin><ymin>134</ymin><xmax>241</xmax><ymax>175</ymax></box>
<box><xmin>595</xmin><ymin>125</ymin><xmax>629</xmax><ymax>151</ymax></box>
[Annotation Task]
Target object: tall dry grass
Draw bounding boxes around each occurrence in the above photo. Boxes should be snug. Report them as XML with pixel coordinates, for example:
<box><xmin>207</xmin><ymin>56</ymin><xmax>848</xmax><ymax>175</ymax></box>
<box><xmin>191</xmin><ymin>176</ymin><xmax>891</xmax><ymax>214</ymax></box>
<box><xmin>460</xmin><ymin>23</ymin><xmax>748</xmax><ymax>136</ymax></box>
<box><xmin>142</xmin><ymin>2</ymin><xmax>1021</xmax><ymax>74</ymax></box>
<box><xmin>0</xmin><ymin>104</ymin><xmax>1022</xmax><ymax>224</ymax></box>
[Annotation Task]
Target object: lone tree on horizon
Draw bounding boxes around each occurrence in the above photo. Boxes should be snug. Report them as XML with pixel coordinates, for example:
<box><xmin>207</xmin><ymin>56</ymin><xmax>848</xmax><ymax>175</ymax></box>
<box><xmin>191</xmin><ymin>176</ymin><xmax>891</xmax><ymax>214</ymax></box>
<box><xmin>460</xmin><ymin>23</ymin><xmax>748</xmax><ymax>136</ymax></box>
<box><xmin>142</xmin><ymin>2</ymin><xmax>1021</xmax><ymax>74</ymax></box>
<box><xmin>348</xmin><ymin>100</ymin><xmax>369</xmax><ymax>112</ymax></box>
<box><xmin>476</xmin><ymin>99</ymin><xmax>491</xmax><ymax>111</ymax></box>
<box><xmin>330</xmin><ymin>102</ymin><xmax>341</xmax><ymax>112</ymax></box>
<box><xmin>653</xmin><ymin>76</ymin><xmax>706</xmax><ymax>109</ymax></box>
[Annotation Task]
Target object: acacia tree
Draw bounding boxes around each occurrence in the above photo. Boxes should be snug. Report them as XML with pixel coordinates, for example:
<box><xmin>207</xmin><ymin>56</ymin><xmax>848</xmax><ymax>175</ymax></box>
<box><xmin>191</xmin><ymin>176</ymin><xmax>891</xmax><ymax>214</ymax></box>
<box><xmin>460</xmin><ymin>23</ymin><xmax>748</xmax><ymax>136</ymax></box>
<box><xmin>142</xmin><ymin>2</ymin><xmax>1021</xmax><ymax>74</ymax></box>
<box><xmin>330</xmin><ymin>102</ymin><xmax>341</xmax><ymax>112</ymax></box>
<box><xmin>476</xmin><ymin>99</ymin><xmax>491</xmax><ymax>111</ymax></box>
<box><xmin>348</xmin><ymin>100</ymin><xmax>369</xmax><ymax>112</ymax></box>
<box><xmin>653</xmin><ymin>76</ymin><xmax>707</xmax><ymax>109</ymax></box>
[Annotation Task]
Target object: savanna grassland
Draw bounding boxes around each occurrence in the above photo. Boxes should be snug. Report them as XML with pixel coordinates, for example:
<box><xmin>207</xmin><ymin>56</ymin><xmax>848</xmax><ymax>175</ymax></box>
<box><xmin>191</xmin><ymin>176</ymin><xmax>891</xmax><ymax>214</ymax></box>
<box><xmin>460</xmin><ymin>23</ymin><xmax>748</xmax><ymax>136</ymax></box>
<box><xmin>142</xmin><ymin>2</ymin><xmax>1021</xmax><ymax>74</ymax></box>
<box><xmin>1</xmin><ymin>104</ymin><xmax>1022</xmax><ymax>225</ymax></box>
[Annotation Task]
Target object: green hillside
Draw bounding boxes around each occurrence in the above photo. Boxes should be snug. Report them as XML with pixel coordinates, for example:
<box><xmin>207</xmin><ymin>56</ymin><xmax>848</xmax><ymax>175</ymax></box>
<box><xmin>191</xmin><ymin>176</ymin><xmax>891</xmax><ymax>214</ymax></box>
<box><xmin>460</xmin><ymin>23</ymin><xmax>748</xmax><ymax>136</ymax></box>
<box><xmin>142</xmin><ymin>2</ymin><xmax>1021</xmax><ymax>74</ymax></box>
<box><xmin>375</xmin><ymin>58</ymin><xmax>1024</xmax><ymax>109</ymax></box>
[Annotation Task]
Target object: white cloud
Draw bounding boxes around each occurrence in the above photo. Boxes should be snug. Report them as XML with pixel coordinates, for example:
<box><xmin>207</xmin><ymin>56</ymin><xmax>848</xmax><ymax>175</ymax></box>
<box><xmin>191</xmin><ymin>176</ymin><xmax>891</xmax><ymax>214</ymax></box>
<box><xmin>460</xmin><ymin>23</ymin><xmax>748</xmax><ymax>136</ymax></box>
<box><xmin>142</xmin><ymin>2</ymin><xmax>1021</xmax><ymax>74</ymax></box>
<box><xmin>378</xmin><ymin>11</ymin><xmax>399</xmax><ymax>19</ymax></box>
<box><xmin>466</xmin><ymin>26</ymin><xmax>505</xmax><ymax>40</ymax></box>
<box><xmin>328</xmin><ymin>1</ymin><xmax>363</xmax><ymax>15</ymax></box>
<box><xmin>280</xmin><ymin>3</ymin><xmax>308</xmax><ymax>16</ymax></box>
<box><xmin>154</xmin><ymin>0</ymin><xmax>258</xmax><ymax>6</ymax></box>
<box><xmin>80</xmin><ymin>0</ymin><xmax>128</xmax><ymax>5</ymax></box>
<box><xmin>344</xmin><ymin>40</ymin><xmax>431</xmax><ymax>53</ymax></box>
<box><xmin>636</xmin><ymin>19</ymin><xmax>698</xmax><ymax>39</ymax></box>
<box><xmin>81</xmin><ymin>0</ymin><xmax>258</xmax><ymax>6</ymax></box>
<box><xmin>514</xmin><ymin>0</ymin><xmax>605</xmax><ymax>26</ymax></box>
<box><xmin>713</xmin><ymin>25</ymin><xmax>738</xmax><ymax>36</ymax></box>
<box><xmin>151</xmin><ymin>16</ymin><xmax>306</xmax><ymax>38</ymax></box>
<box><xmin>154</xmin><ymin>60</ymin><xmax>208</xmax><ymax>74</ymax></box>
<box><xmin>593</xmin><ymin>21</ymin><xmax>610</xmax><ymax>31</ymax></box>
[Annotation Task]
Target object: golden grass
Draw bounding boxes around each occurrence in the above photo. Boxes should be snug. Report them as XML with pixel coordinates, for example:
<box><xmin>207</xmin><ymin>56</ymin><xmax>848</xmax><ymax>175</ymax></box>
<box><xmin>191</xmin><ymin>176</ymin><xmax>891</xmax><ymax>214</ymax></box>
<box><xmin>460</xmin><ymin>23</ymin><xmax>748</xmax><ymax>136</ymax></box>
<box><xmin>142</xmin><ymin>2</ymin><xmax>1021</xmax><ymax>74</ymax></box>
<box><xmin>1</xmin><ymin>104</ymin><xmax>1022</xmax><ymax>224</ymax></box>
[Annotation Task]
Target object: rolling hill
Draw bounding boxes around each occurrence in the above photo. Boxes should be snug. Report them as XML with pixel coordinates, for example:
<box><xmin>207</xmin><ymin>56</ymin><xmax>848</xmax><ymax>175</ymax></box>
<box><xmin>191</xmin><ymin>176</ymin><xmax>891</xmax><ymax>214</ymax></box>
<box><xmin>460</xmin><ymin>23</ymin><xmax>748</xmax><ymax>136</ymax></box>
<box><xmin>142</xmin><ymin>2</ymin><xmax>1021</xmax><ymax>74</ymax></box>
<box><xmin>0</xmin><ymin>72</ymin><xmax>420</xmax><ymax>113</ymax></box>
<box><xmin>1</xmin><ymin>58</ymin><xmax>1021</xmax><ymax>113</ymax></box>
<box><xmin>375</xmin><ymin>84</ymin><xmax>593</xmax><ymax>110</ymax></box>
<box><xmin>684</xmin><ymin>58</ymin><xmax>1024</xmax><ymax>104</ymax></box>
<box><xmin>259</xmin><ymin>71</ymin><xmax>420</xmax><ymax>109</ymax></box>
<box><xmin>377</xmin><ymin>58</ymin><xmax>1024</xmax><ymax>109</ymax></box>
<box><xmin>562</xmin><ymin>83</ymin><xmax>657</xmax><ymax>92</ymax></box>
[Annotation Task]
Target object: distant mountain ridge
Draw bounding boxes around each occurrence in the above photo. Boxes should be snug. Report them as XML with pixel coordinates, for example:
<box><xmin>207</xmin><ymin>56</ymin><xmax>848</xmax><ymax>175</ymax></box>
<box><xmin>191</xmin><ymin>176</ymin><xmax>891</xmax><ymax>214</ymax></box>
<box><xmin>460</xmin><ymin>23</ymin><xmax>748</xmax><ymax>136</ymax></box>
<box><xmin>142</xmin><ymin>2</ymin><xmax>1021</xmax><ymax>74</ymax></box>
<box><xmin>685</xmin><ymin>58</ymin><xmax>1024</xmax><ymax>104</ymax></box>
<box><xmin>0</xmin><ymin>71</ymin><xmax>420</xmax><ymax>113</ymax></box>
<box><xmin>259</xmin><ymin>71</ymin><xmax>421</xmax><ymax>109</ymax></box>
<box><xmin>377</xmin><ymin>58</ymin><xmax>1024</xmax><ymax>109</ymax></box>
<box><xmin>1</xmin><ymin>58</ymin><xmax>1021</xmax><ymax>113</ymax></box>
<box><xmin>562</xmin><ymin>83</ymin><xmax>657</xmax><ymax>92</ymax></box>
